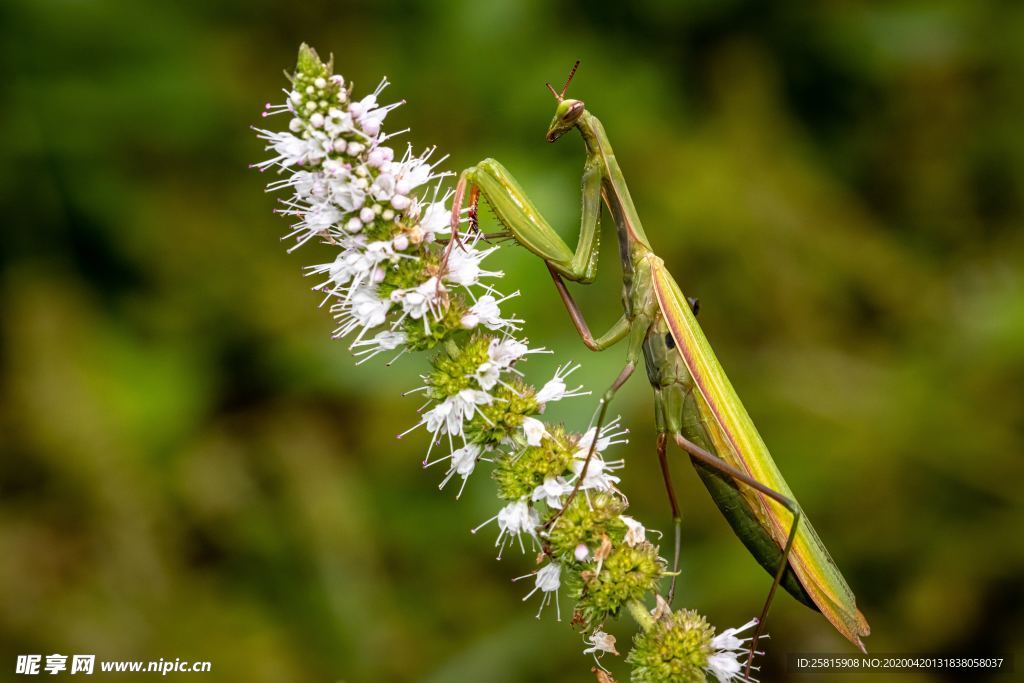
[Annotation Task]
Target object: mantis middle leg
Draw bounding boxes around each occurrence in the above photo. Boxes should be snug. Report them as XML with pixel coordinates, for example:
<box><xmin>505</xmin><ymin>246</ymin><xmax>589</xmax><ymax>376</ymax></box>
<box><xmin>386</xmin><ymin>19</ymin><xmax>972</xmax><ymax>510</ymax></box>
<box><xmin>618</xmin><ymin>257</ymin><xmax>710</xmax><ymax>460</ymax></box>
<box><xmin>544</xmin><ymin>360</ymin><xmax>635</xmax><ymax>530</ymax></box>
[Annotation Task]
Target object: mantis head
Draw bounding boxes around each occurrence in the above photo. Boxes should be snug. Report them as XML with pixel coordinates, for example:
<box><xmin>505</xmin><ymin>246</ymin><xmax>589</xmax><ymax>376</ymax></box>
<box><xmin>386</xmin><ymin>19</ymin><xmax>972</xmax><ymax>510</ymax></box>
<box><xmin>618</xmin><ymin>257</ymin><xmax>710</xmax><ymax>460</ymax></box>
<box><xmin>545</xmin><ymin>60</ymin><xmax>585</xmax><ymax>142</ymax></box>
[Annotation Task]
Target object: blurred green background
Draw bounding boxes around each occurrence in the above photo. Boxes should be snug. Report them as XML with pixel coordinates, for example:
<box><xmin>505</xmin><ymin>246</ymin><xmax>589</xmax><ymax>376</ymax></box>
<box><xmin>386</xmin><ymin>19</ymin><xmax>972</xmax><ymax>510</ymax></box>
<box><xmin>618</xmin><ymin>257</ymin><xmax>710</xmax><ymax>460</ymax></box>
<box><xmin>2</xmin><ymin>1</ymin><xmax>1023</xmax><ymax>681</ymax></box>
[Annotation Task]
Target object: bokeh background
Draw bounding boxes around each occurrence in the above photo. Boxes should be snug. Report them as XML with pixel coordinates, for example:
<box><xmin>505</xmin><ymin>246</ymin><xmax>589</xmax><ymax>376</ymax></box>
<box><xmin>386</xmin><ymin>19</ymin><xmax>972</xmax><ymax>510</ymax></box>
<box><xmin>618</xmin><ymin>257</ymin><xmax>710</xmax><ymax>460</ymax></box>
<box><xmin>2</xmin><ymin>1</ymin><xmax>1023</xmax><ymax>681</ymax></box>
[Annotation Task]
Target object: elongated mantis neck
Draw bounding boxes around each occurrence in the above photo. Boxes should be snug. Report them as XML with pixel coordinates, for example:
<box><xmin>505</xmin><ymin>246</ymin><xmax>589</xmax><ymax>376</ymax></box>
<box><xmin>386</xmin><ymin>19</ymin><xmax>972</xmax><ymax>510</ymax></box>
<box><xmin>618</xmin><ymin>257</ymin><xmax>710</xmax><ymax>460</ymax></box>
<box><xmin>575</xmin><ymin>112</ymin><xmax>653</xmax><ymax>255</ymax></box>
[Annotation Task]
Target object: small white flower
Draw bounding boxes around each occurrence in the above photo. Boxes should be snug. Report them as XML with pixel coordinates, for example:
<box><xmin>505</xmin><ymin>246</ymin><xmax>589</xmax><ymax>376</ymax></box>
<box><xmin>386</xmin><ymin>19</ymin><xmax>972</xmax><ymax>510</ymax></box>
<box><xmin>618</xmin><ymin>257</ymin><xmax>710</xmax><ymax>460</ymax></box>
<box><xmin>516</xmin><ymin>562</ymin><xmax>562</xmax><ymax>620</ymax></box>
<box><xmin>350</xmin><ymin>288</ymin><xmax>391</xmax><ymax>326</ymax></box>
<box><xmin>536</xmin><ymin>363</ymin><xmax>589</xmax><ymax>404</ymax></box>
<box><xmin>362</xmin><ymin>117</ymin><xmax>381</xmax><ymax>137</ymax></box>
<box><xmin>435</xmin><ymin>443</ymin><xmax>482</xmax><ymax>498</ymax></box>
<box><xmin>583</xmin><ymin>630</ymin><xmax>619</xmax><ymax>664</ymax></box>
<box><xmin>357</xmin><ymin>92</ymin><xmax>392</xmax><ymax>132</ymax></box>
<box><xmin>277</xmin><ymin>170</ymin><xmax>317</xmax><ymax>198</ymax></box>
<box><xmin>370</xmin><ymin>172</ymin><xmax>396</xmax><ymax>201</ymax></box>
<box><xmin>414</xmin><ymin>387</ymin><xmax>494</xmax><ymax>445</ymax></box>
<box><xmin>333</xmin><ymin>287</ymin><xmax>391</xmax><ymax>339</ymax></box>
<box><xmin>350</xmin><ymin>330</ymin><xmax>407</xmax><ymax>364</ymax></box>
<box><xmin>574</xmin><ymin>543</ymin><xmax>590</xmax><ymax>562</ymax></box>
<box><xmin>321</xmin><ymin>251</ymin><xmax>357</xmax><ymax>288</ymax></box>
<box><xmin>531</xmin><ymin>475</ymin><xmax>573</xmax><ymax>508</ymax></box>
<box><xmin>332</xmin><ymin>179</ymin><xmax>367</xmax><ymax>213</ymax></box>
<box><xmin>422</xmin><ymin>397</ymin><xmax>458</xmax><ymax>438</ymax></box>
<box><xmin>451</xmin><ymin>443</ymin><xmax>480</xmax><ymax>478</ymax></box>
<box><xmin>290</xmin><ymin>201</ymin><xmax>342</xmax><ymax>248</ymax></box>
<box><xmin>497</xmin><ymin>500</ymin><xmax>537</xmax><ymax>539</ymax></box>
<box><xmin>367</xmin><ymin>146</ymin><xmax>394</xmax><ymax>168</ymax></box>
<box><xmin>255</xmin><ymin>130</ymin><xmax>318</xmax><ymax>168</ymax></box>
<box><xmin>304</xmin><ymin>200</ymin><xmax>342</xmax><ymax>229</ymax></box>
<box><xmin>706</xmin><ymin>618</ymin><xmax>761</xmax><ymax>683</ymax></box>
<box><xmin>394</xmin><ymin>156</ymin><xmax>433</xmax><ymax>191</ymax></box>
<box><xmin>444</xmin><ymin>243</ymin><xmax>501</xmax><ymax>287</ymax></box>
<box><xmin>571</xmin><ymin>454</ymin><xmax>622</xmax><ymax>492</ymax></box>
<box><xmin>488</xmin><ymin>338</ymin><xmax>529</xmax><ymax>367</ymax></box>
<box><xmin>420</xmin><ymin>199</ymin><xmax>451</xmax><ymax>238</ymax></box>
<box><xmin>462</xmin><ymin>294</ymin><xmax>520</xmax><ymax>331</ymax></box>
<box><xmin>474</xmin><ymin>361</ymin><xmax>501</xmax><ymax>390</ymax></box>
<box><xmin>473</xmin><ymin>499</ymin><xmax>539</xmax><ymax>558</ymax></box>
<box><xmin>312</xmin><ymin>243</ymin><xmax>387</xmax><ymax>294</ymax></box>
<box><xmin>620</xmin><ymin>515</ymin><xmax>646</xmax><ymax>546</ymax></box>
<box><xmin>574</xmin><ymin>416</ymin><xmax>629</xmax><ymax>459</ymax></box>
<box><xmin>324</xmin><ymin>107</ymin><xmax>353</xmax><ymax>136</ymax></box>
<box><xmin>521</xmin><ymin>416</ymin><xmax>547</xmax><ymax>446</ymax></box>
<box><xmin>711</xmin><ymin>617</ymin><xmax>759</xmax><ymax>654</ymax></box>
<box><xmin>452</xmin><ymin>388</ymin><xmax>493</xmax><ymax>423</ymax></box>
<box><xmin>395</xmin><ymin>277</ymin><xmax>444</xmax><ymax>321</ymax></box>
<box><xmin>466</xmin><ymin>295</ymin><xmax>501</xmax><ymax>329</ymax></box>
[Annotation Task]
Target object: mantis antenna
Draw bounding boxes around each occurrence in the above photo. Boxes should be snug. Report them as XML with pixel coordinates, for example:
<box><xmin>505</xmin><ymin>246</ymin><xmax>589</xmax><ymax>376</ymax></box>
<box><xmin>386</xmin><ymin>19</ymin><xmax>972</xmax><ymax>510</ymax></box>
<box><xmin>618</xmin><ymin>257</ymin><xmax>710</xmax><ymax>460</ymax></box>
<box><xmin>546</xmin><ymin>59</ymin><xmax>581</xmax><ymax>101</ymax></box>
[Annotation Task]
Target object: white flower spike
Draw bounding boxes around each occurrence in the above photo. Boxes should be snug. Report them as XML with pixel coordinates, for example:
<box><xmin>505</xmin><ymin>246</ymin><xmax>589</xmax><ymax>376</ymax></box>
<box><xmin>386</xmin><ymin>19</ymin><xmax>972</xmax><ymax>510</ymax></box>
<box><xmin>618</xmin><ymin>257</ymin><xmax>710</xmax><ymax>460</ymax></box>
<box><xmin>258</xmin><ymin>46</ymin><xmax>724</xmax><ymax>683</ymax></box>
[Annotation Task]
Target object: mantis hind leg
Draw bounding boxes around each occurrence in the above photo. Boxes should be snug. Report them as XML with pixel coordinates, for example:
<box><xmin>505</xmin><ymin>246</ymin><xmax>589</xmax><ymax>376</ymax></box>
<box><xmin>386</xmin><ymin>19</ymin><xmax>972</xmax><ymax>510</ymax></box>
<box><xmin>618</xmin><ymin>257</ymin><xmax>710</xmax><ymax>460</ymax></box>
<box><xmin>656</xmin><ymin>431</ymin><xmax>683</xmax><ymax>604</ymax></box>
<box><xmin>672</xmin><ymin>432</ymin><xmax>801</xmax><ymax>682</ymax></box>
<box><xmin>653</xmin><ymin>387</ymin><xmax>683</xmax><ymax>604</ymax></box>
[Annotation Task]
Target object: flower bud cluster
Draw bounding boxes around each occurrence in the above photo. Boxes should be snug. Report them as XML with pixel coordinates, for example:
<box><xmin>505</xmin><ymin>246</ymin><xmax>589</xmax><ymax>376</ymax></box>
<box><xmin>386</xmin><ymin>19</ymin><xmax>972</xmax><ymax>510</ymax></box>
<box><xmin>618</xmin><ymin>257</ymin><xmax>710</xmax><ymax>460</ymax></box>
<box><xmin>627</xmin><ymin>608</ymin><xmax>762</xmax><ymax>683</ymax></box>
<box><xmin>256</xmin><ymin>44</ymin><xmax>762</xmax><ymax>682</ymax></box>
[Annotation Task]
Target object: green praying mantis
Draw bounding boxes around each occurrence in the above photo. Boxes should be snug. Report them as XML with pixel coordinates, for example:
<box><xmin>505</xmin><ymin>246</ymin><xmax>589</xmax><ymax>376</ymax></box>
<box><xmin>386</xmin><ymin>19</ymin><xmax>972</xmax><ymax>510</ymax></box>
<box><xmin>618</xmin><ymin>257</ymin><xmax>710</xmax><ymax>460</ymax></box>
<box><xmin>447</xmin><ymin>62</ymin><xmax>870</xmax><ymax>677</ymax></box>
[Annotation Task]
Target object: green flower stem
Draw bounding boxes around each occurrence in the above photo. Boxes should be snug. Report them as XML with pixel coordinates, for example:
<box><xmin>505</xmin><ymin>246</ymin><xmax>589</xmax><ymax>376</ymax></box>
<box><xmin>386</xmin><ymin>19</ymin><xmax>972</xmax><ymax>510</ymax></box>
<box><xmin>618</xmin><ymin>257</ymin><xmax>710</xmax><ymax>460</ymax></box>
<box><xmin>627</xmin><ymin>598</ymin><xmax>655</xmax><ymax>632</ymax></box>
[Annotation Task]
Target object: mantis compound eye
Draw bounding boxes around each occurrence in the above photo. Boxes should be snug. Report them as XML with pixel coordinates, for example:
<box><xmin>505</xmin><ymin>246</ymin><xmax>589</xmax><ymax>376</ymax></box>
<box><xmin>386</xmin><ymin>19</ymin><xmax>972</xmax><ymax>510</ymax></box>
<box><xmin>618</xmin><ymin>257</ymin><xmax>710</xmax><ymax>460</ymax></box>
<box><xmin>563</xmin><ymin>100</ymin><xmax>585</xmax><ymax>123</ymax></box>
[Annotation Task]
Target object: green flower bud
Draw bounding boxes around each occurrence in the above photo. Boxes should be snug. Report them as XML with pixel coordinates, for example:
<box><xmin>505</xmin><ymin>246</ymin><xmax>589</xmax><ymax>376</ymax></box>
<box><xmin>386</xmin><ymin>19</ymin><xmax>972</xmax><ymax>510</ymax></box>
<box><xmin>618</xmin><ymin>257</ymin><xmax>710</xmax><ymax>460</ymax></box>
<box><xmin>492</xmin><ymin>426</ymin><xmax>575</xmax><ymax>501</ymax></box>
<box><xmin>547</xmin><ymin>491</ymin><xmax>627</xmax><ymax>560</ymax></box>
<box><xmin>296</xmin><ymin>43</ymin><xmax>329</xmax><ymax>77</ymax></box>
<box><xmin>626</xmin><ymin>609</ymin><xmax>715</xmax><ymax>683</ymax></box>
<box><xmin>362</xmin><ymin>211</ymin><xmax>410</xmax><ymax>242</ymax></box>
<box><xmin>465</xmin><ymin>380</ymin><xmax>539</xmax><ymax>447</ymax></box>
<box><xmin>574</xmin><ymin>542</ymin><xmax>665</xmax><ymax>628</ymax></box>
<box><xmin>379</xmin><ymin>253</ymin><xmax>438</xmax><ymax>298</ymax></box>
<box><xmin>403</xmin><ymin>298</ymin><xmax>471</xmax><ymax>352</ymax></box>
<box><xmin>291</xmin><ymin>44</ymin><xmax>338</xmax><ymax>118</ymax></box>
<box><xmin>421</xmin><ymin>334</ymin><xmax>489</xmax><ymax>395</ymax></box>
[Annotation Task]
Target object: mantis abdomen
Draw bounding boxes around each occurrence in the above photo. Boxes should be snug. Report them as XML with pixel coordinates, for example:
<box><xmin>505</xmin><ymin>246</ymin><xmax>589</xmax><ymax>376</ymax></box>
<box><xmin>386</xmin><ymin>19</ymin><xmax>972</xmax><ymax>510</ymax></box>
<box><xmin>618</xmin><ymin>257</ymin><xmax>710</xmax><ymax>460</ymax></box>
<box><xmin>644</xmin><ymin>318</ymin><xmax>816</xmax><ymax>609</ymax></box>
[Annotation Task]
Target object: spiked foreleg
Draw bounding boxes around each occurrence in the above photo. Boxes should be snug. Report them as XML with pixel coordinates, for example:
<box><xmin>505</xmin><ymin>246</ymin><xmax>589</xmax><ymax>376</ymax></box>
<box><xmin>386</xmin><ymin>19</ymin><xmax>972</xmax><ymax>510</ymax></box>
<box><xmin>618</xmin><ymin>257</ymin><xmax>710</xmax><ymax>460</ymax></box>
<box><xmin>449</xmin><ymin>157</ymin><xmax>603</xmax><ymax>283</ymax></box>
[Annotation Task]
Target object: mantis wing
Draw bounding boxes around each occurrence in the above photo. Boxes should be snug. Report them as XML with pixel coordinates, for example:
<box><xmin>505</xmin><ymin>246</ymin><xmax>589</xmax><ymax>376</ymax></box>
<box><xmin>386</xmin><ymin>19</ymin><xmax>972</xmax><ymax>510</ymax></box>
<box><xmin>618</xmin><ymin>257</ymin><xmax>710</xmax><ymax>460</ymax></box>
<box><xmin>648</xmin><ymin>255</ymin><xmax>870</xmax><ymax>651</ymax></box>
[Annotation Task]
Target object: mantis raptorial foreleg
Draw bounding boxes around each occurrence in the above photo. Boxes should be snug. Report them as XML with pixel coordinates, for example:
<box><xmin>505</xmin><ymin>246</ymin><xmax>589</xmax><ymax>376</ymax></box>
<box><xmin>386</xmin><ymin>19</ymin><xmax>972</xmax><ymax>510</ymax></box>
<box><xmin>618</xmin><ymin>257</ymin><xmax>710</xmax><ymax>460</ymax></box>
<box><xmin>450</xmin><ymin>158</ymin><xmax>604</xmax><ymax>283</ymax></box>
<box><xmin>673</xmin><ymin>432</ymin><xmax>802</xmax><ymax>680</ymax></box>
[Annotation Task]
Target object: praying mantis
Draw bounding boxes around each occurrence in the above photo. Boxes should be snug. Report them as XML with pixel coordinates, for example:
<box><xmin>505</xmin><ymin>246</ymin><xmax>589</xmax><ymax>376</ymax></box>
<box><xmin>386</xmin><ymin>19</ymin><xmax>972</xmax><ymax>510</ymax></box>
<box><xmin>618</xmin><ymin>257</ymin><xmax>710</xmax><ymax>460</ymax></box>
<box><xmin>447</xmin><ymin>62</ymin><xmax>870</xmax><ymax>677</ymax></box>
